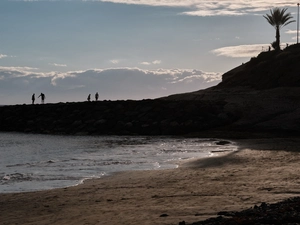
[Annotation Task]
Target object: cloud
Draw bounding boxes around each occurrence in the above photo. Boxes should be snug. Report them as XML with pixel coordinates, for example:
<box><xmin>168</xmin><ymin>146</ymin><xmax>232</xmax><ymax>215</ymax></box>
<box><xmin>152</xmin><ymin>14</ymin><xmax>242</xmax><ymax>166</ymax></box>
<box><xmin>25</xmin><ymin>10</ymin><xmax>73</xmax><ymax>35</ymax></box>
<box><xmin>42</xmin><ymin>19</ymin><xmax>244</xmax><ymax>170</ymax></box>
<box><xmin>286</xmin><ymin>30</ymin><xmax>299</xmax><ymax>34</ymax></box>
<box><xmin>140</xmin><ymin>60</ymin><xmax>161</xmax><ymax>65</ymax></box>
<box><xmin>285</xmin><ymin>30</ymin><xmax>299</xmax><ymax>40</ymax></box>
<box><xmin>0</xmin><ymin>54</ymin><xmax>8</xmax><ymax>59</ymax></box>
<box><xmin>13</xmin><ymin>0</ymin><xmax>298</xmax><ymax>16</ymax></box>
<box><xmin>212</xmin><ymin>44</ymin><xmax>269</xmax><ymax>58</ymax></box>
<box><xmin>152</xmin><ymin>60</ymin><xmax>161</xmax><ymax>64</ymax></box>
<box><xmin>141</xmin><ymin>62</ymin><xmax>151</xmax><ymax>65</ymax></box>
<box><xmin>49</xmin><ymin>63</ymin><xmax>67</xmax><ymax>67</ymax></box>
<box><xmin>212</xmin><ymin>42</ymin><xmax>296</xmax><ymax>58</ymax></box>
<box><xmin>110</xmin><ymin>59</ymin><xmax>120</xmax><ymax>64</ymax></box>
<box><xmin>98</xmin><ymin>0</ymin><xmax>297</xmax><ymax>16</ymax></box>
<box><xmin>51</xmin><ymin>67</ymin><xmax>221</xmax><ymax>90</ymax></box>
<box><xmin>0</xmin><ymin>66</ymin><xmax>221</xmax><ymax>104</ymax></box>
<box><xmin>0</xmin><ymin>66</ymin><xmax>39</xmax><ymax>77</ymax></box>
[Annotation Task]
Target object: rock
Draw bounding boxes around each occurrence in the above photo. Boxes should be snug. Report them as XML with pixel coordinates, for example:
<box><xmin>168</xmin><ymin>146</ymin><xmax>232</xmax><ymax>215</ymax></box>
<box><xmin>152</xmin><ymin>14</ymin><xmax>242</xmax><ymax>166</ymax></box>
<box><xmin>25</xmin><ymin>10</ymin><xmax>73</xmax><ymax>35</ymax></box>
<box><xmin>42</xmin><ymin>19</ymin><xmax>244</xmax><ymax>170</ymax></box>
<box><xmin>191</xmin><ymin>197</ymin><xmax>300</xmax><ymax>225</ymax></box>
<box><xmin>215</xmin><ymin>141</ymin><xmax>231</xmax><ymax>145</ymax></box>
<box><xmin>72</xmin><ymin>120</ymin><xmax>82</xmax><ymax>127</ymax></box>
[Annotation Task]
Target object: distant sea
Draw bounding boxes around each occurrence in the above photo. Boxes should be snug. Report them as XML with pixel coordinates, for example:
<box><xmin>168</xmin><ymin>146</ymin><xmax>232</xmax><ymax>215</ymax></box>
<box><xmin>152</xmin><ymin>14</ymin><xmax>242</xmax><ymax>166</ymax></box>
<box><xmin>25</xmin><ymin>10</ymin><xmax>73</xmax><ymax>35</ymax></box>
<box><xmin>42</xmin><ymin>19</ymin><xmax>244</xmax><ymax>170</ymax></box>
<box><xmin>0</xmin><ymin>132</ymin><xmax>237</xmax><ymax>193</ymax></box>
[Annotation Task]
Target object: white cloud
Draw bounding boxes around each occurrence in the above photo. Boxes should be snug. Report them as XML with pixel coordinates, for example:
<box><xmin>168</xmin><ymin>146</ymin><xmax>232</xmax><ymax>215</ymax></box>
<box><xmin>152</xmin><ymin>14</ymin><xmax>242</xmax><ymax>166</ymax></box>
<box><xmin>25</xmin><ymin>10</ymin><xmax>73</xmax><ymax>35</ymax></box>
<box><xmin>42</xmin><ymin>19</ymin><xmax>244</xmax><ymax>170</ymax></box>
<box><xmin>212</xmin><ymin>42</ymin><xmax>296</xmax><ymax>58</ymax></box>
<box><xmin>0</xmin><ymin>54</ymin><xmax>8</xmax><ymax>59</ymax></box>
<box><xmin>152</xmin><ymin>60</ymin><xmax>161</xmax><ymax>64</ymax></box>
<box><xmin>0</xmin><ymin>66</ymin><xmax>55</xmax><ymax>79</ymax></box>
<box><xmin>49</xmin><ymin>63</ymin><xmax>67</xmax><ymax>67</ymax></box>
<box><xmin>182</xmin><ymin>9</ymin><xmax>246</xmax><ymax>17</ymax></box>
<box><xmin>97</xmin><ymin>0</ymin><xmax>297</xmax><ymax>16</ymax></box>
<box><xmin>140</xmin><ymin>60</ymin><xmax>161</xmax><ymax>65</ymax></box>
<box><xmin>110</xmin><ymin>59</ymin><xmax>120</xmax><ymax>64</ymax></box>
<box><xmin>13</xmin><ymin>0</ymin><xmax>298</xmax><ymax>16</ymax></box>
<box><xmin>286</xmin><ymin>30</ymin><xmax>298</xmax><ymax>34</ymax></box>
<box><xmin>285</xmin><ymin>30</ymin><xmax>299</xmax><ymax>40</ymax></box>
<box><xmin>141</xmin><ymin>62</ymin><xmax>151</xmax><ymax>65</ymax></box>
<box><xmin>212</xmin><ymin>44</ymin><xmax>269</xmax><ymax>58</ymax></box>
<box><xmin>0</xmin><ymin>66</ymin><xmax>221</xmax><ymax>104</ymax></box>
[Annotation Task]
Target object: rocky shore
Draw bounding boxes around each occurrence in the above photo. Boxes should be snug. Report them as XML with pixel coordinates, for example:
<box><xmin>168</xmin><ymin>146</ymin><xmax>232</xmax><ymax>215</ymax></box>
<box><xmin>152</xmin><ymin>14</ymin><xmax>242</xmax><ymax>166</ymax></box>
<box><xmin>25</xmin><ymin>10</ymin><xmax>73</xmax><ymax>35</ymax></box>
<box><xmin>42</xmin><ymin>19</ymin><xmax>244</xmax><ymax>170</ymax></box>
<box><xmin>191</xmin><ymin>197</ymin><xmax>300</xmax><ymax>225</ymax></box>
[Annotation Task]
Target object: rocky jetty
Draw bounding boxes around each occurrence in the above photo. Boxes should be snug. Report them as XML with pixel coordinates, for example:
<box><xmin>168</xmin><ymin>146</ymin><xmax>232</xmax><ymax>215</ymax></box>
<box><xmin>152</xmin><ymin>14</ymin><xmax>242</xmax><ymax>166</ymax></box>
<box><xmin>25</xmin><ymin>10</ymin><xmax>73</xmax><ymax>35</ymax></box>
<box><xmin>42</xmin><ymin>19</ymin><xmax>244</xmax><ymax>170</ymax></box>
<box><xmin>0</xmin><ymin>100</ymin><xmax>233</xmax><ymax>135</ymax></box>
<box><xmin>1</xmin><ymin>44</ymin><xmax>300</xmax><ymax>136</ymax></box>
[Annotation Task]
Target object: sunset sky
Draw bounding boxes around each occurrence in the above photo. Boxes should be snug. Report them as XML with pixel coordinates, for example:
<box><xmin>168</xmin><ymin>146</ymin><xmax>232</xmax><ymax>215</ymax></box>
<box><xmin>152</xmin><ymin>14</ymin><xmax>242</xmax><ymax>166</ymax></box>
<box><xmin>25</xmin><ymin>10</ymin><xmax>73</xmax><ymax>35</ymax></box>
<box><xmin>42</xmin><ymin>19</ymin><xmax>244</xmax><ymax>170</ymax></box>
<box><xmin>0</xmin><ymin>0</ymin><xmax>298</xmax><ymax>105</ymax></box>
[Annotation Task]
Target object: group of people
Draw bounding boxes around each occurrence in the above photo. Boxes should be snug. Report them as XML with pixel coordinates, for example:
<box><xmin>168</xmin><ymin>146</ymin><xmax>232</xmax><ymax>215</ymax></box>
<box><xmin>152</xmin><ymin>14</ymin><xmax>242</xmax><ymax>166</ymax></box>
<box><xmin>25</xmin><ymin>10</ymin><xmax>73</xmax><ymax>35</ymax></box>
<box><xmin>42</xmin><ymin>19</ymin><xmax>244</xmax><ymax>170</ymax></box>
<box><xmin>31</xmin><ymin>93</ymin><xmax>45</xmax><ymax>104</ymax></box>
<box><xmin>31</xmin><ymin>92</ymin><xmax>100</xmax><ymax>104</ymax></box>
<box><xmin>87</xmin><ymin>92</ymin><xmax>99</xmax><ymax>102</ymax></box>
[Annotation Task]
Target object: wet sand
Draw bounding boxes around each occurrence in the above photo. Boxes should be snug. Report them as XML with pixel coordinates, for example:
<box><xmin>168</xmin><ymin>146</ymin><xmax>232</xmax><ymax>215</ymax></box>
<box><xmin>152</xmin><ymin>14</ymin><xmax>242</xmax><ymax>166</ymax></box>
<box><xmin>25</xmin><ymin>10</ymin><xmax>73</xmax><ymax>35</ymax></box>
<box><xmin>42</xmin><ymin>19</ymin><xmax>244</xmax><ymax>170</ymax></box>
<box><xmin>1</xmin><ymin>138</ymin><xmax>300</xmax><ymax>225</ymax></box>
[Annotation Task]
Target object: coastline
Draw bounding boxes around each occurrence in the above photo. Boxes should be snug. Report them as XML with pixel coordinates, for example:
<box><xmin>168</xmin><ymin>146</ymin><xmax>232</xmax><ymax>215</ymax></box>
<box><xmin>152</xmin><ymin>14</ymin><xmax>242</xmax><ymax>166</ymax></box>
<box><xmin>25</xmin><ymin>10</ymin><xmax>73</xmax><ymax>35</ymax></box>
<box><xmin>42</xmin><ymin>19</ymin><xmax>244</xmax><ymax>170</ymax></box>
<box><xmin>1</xmin><ymin>138</ymin><xmax>300</xmax><ymax>225</ymax></box>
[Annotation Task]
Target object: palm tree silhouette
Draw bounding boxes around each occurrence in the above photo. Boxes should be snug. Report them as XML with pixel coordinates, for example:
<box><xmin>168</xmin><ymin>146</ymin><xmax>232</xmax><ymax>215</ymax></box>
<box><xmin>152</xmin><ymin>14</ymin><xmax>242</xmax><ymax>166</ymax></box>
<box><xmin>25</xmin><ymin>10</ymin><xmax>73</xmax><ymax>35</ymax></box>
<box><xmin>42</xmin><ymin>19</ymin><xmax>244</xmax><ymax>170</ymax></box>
<box><xmin>263</xmin><ymin>8</ymin><xmax>295</xmax><ymax>51</ymax></box>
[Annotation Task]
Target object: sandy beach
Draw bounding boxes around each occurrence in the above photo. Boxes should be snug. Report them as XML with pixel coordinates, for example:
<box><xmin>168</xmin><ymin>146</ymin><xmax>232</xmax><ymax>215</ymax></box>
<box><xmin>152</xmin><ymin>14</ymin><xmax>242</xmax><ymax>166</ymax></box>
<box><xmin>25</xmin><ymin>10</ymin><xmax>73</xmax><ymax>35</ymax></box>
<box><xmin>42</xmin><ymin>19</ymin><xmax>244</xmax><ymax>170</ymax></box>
<box><xmin>1</xmin><ymin>138</ymin><xmax>300</xmax><ymax>225</ymax></box>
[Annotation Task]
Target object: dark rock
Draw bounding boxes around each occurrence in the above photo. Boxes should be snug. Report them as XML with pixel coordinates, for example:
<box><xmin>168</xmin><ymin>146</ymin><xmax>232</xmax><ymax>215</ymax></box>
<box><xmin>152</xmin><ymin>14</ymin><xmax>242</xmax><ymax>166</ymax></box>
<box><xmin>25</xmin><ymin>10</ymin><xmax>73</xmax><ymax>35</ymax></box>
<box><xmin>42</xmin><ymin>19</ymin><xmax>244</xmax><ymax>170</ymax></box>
<box><xmin>192</xmin><ymin>197</ymin><xmax>300</xmax><ymax>225</ymax></box>
<box><xmin>215</xmin><ymin>141</ymin><xmax>231</xmax><ymax>145</ymax></box>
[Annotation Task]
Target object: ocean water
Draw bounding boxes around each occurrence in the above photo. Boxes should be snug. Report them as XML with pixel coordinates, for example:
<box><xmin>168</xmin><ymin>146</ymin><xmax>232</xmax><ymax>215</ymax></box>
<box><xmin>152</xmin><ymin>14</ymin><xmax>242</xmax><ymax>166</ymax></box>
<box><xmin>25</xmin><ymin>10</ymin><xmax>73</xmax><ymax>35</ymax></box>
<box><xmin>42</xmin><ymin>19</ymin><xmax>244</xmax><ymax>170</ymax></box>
<box><xmin>0</xmin><ymin>132</ymin><xmax>237</xmax><ymax>193</ymax></box>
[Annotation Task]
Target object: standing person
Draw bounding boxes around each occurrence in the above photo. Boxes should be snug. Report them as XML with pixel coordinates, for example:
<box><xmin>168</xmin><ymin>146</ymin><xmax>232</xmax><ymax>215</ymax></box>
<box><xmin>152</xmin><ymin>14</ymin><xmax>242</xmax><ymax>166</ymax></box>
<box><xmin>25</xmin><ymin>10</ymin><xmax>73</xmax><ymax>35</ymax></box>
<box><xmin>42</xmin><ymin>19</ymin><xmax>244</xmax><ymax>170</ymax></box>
<box><xmin>87</xmin><ymin>94</ymin><xmax>91</xmax><ymax>102</ymax></box>
<box><xmin>31</xmin><ymin>93</ymin><xmax>35</xmax><ymax>104</ymax></box>
<box><xmin>95</xmin><ymin>92</ymin><xmax>99</xmax><ymax>101</ymax></box>
<box><xmin>38</xmin><ymin>93</ymin><xmax>45</xmax><ymax>104</ymax></box>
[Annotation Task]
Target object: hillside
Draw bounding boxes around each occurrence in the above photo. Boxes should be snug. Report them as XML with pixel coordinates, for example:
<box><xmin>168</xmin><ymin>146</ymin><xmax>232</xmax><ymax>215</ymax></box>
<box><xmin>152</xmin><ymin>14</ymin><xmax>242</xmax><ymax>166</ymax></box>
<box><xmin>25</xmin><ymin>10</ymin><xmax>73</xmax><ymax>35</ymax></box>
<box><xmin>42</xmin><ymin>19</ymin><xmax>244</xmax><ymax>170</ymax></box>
<box><xmin>161</xmin><ymin>44</ymin><xmax>300</xmax><ymax>136</ymax></box>
<box><xmin>219</xmin><ymin>44</ymin><xmax>300</xmax><ymax>89</ymax></box>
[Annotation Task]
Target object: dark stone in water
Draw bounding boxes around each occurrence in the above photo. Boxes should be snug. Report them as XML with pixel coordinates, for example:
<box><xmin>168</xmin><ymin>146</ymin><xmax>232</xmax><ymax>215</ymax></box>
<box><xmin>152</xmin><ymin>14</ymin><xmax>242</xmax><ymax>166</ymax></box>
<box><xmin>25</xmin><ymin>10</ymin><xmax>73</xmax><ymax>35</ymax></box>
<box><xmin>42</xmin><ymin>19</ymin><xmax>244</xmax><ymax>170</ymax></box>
<box><xmin>215</xmin><ymin>140</ymin><xmax>231</xmax><ymax>145</ymax></box>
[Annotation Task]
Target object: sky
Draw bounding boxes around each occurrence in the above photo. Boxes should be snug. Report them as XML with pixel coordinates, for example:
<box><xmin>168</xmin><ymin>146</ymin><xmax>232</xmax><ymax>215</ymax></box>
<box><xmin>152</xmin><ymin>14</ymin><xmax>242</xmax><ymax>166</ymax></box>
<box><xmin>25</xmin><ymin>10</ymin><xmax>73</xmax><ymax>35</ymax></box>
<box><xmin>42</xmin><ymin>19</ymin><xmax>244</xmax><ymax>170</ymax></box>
<box><xmin>0</xmin><ymin>0</ymin><xmax>299</xmax><ymax>105</ymax></box>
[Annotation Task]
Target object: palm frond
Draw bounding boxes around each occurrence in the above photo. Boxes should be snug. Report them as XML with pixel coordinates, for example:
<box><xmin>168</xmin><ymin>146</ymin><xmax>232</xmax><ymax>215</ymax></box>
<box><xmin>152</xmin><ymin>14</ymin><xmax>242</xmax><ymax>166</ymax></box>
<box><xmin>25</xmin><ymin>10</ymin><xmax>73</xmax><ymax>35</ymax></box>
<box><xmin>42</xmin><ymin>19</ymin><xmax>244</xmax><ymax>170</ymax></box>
<box><xmin>264</xmin><ymin>7</ymin><xmax>295</xmax><ymax>29</ymax></box>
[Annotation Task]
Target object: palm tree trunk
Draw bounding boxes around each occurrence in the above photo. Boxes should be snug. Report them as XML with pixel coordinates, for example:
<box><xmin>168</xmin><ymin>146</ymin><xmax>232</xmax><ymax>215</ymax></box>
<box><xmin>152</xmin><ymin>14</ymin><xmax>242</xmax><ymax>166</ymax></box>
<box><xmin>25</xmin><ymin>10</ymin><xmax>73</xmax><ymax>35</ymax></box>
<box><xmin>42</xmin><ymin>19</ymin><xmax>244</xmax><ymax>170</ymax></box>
<box><xmin>276</xmin><ymin>25</ymin><xmax>280</xmax><ymax>50</ymax></box>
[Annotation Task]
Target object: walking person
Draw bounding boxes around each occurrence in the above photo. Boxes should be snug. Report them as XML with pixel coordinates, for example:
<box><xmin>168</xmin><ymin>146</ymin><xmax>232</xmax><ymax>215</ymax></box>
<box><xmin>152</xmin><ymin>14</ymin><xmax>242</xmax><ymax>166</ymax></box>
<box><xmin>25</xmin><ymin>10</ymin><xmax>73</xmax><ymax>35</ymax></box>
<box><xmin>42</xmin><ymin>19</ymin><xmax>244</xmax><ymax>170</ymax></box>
<box><xmin>95</xmin><ymin>92</ymin><xmax>99</xmax><ymax>101</ymax></box>
<box><xmin>38</xmin><ymin>93</ymin><xmax>45</xmax><ymax>104</ymax></box>
<box><xmin>31</xmin><ymin>93</ymin><xmax>35</xmax><ymax>104</ymax></box>
<box><xmin>87</xmin><ymin>94</ymin><xmax>91</xmax><ymax>102</ymax></box>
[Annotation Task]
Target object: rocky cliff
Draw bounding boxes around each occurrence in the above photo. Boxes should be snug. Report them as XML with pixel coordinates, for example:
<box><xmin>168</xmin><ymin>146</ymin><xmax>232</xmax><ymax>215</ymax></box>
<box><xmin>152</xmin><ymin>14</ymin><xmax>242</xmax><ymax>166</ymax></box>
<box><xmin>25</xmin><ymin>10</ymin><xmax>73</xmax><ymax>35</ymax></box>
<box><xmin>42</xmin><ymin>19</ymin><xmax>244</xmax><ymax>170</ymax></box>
<box><xmin>218</xmin><ymin>44</ymin><xmax>300</xmax><ymax>89</ymax></box>
<box><xmin>160</xmin><ymin>44</ymin><xmax>300</xmax><ymax>136</ymax></box>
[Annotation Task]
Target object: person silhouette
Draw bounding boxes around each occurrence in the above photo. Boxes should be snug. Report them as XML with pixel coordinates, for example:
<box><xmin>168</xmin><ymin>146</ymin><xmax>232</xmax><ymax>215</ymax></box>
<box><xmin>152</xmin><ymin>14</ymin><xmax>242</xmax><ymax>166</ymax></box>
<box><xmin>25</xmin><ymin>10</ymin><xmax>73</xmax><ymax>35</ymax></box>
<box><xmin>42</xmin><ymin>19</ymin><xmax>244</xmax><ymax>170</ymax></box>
<box><xmin>87</xmin><ymin>94</ymin><xmax>91</xmax><ymax>102</ymax></box>
<box><xmin>31</xmin><ymin>93</ymin><xmax>35</xmax><ymax>104</ymax></box>
<box><xmin>38</xmin><ymin>93</ymin><xmax>45</xmax><ymax>104</ymax></box>
<box><xmin>95</xmin><ymin>92</ymin><xmax>99</xmax><ymax>101</ymax></box>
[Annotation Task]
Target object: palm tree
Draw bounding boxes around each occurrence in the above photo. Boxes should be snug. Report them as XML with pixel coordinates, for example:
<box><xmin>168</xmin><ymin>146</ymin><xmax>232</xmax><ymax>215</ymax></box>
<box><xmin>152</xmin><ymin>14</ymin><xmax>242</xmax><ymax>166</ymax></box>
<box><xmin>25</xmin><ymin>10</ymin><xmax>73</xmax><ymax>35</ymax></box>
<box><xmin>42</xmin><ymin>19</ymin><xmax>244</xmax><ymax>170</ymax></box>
<box><xmin>263</xmin><ymin>8</ymin><xmax>295</xmax><ymax>50</ymax></box>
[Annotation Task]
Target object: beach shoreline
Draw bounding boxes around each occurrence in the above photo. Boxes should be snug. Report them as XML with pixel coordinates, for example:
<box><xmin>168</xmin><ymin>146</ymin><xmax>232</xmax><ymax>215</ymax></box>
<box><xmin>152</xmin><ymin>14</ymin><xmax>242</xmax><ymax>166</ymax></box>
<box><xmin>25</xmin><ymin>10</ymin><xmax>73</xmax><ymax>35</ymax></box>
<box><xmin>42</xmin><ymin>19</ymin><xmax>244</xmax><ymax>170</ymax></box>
<box><xmin>1</xmin><ymin>138</ymin><xmax>300</xmax><ymax>225</ymax></box>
